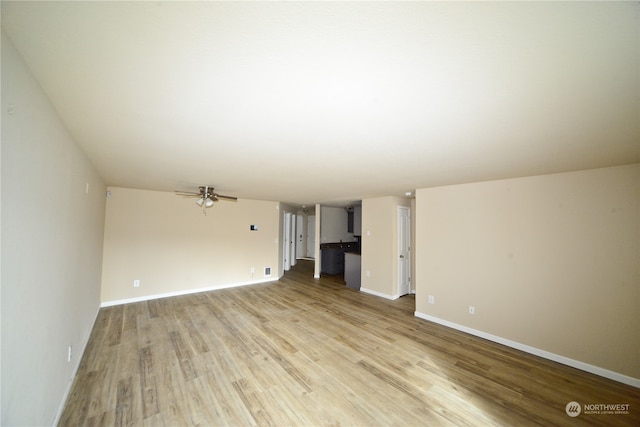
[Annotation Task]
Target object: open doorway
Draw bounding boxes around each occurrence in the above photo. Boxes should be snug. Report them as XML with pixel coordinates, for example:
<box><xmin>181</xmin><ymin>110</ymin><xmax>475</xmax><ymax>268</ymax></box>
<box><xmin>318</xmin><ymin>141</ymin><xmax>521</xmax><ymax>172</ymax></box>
<box><xmin>305</xmin><ymin>214</ymin><xmax>316</xmax><ymax>259</ymax></box>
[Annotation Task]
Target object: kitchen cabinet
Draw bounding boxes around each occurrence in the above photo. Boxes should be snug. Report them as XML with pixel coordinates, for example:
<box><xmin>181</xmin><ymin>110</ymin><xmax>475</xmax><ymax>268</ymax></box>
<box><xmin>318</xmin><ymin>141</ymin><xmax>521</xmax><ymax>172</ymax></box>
<box><xmin>347</xmin><ymin>206</ymin><xmax>362</xmax><ymax>235</ymax></box>
<box><xmin>320</xmin><ymin>242</ymin><xmax>358</xmax><ymax>275</ymax></box>
<box><xmin>344</xmin><ymin>253</ymin><xmax>361</xmax><ymax>290</ymax></box>
<box><xmin>321</xmin><ymin>247</ymin><xmax>344</xmax><ymax>274</ymax></box>
<box><xmin>353</xmin><ymin>206</ymin><xmax>362</xmax><ymax>236</ymax></box>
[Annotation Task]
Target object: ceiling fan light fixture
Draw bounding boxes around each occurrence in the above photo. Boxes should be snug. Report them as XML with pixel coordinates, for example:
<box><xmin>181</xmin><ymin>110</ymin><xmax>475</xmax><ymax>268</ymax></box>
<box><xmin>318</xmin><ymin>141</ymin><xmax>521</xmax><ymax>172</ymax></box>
<box><xmin>177</xmin><ymin>186</ymin><xmax>236</xmax><ymax>214</ymax></box>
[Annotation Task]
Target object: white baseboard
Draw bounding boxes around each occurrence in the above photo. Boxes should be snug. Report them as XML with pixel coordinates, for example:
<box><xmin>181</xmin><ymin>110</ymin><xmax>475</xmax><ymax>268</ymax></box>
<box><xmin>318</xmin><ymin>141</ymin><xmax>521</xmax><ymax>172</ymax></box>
<box><xmin>54</xmin><ymin>305</ymin><xmax>101</xmax><ymax>426</ymax></box>
<box><xmin>360</xmin><ymin>287</ymin><xmax>398</xmax><ymax>300</ymax></box>
<box><xmin>100</xmin><ymin>277</ymin><xmax>279</xmax><ymax>307</ymax></box>
<box><xmin>414</xmin><ymin>311</ymin><xmax>640</xmax><ymax>389</ymax></box>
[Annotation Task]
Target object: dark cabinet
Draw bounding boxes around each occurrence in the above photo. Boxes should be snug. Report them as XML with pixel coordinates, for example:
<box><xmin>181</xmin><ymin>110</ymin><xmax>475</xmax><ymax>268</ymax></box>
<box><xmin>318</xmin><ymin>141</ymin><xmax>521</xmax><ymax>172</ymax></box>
<box><xmin>353</xmin><ymin>206</ymin><xmax>362</xmax><ymax>235</ymax></box>
<box><xmin>346</xmin><ymin>207</ymin><xmax>362</xmax><ymax>235</ymax></box>
<box><xmin>321</xmin><ymin>247</ymin><xmax>344</xmax><ymax>274</ymax></box>
<box><xmin>320</xmin><ymin>242</ymin><xmax>359</xmax><ymax>275</ymax></box>
<box><xmin>344</xmin><ymin>253</ymin><xmax>361</xmax><ymax>290</ymax></box>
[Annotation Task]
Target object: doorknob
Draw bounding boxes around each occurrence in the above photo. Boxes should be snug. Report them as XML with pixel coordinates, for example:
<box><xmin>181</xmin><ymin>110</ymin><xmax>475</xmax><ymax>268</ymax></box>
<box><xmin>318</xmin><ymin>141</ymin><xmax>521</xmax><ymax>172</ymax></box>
<box><xmin>399</xmin><ymin>255</ymin><xmax>404</xmax><ymax>258</ymax></box>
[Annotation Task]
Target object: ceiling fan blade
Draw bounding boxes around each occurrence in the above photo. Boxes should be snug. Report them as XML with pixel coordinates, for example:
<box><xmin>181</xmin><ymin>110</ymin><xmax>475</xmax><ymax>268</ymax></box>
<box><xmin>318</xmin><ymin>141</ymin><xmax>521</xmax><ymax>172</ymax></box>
<box><xmin>215</xmin><ymin>194</ymin><xmax>238</xmax><ymax>201</ymax></box>
<box><xmin>176</xmin><ymin>188</ymin><xmax>236</xmax><ymax>205</ymax></box>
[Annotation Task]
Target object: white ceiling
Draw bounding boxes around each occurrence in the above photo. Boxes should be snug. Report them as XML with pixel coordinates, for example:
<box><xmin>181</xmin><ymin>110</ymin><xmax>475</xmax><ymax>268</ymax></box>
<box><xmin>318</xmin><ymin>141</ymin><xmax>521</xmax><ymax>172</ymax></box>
<box><xmin>2</xmin><ymin>1</ymin><xmax>638</xmax><ymax>207</ymax></box>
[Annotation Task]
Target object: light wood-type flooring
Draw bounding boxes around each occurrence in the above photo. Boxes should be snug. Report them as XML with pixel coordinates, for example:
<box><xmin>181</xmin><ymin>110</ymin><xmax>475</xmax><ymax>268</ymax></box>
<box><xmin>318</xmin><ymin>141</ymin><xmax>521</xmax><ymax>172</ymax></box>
<box><xmin>60</xmin><ymin>260</ymin><xmax>639</xmax><ymax>426</ymax></box>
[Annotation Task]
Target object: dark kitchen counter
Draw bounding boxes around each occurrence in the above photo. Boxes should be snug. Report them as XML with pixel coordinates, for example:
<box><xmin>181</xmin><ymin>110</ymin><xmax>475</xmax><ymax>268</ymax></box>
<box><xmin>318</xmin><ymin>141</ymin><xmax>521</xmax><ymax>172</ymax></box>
<box><xmin>320</xmin><ymin>242</ymin><xmax>359</xmax><ymax>251</ymax></box>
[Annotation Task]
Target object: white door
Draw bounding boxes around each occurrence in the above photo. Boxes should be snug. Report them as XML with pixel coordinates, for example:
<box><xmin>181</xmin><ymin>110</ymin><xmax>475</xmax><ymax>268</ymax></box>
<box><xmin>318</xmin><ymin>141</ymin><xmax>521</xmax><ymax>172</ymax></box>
<box><xmin>398</xmin><ymin>206</ymin><xmax>411</xmax><ymax>296</ymax></box>
<box><xmin>283</xmin><ymin>212</ymin><xmax>291</xmax><ymax>271</ymax></box>
<box><xmin>290</xmin><ymin>214</ymin><xmax>297</xmax><ymax>267</ymax></box>
<box><xmin>306</xmin><ymin>215</ymin><xmax>316</xmax><ymax>258</ymax></box>
<box><xmin>296</xmin><ymin>215</ymin><xmax>304</xmax><ymax>259</ymax></box>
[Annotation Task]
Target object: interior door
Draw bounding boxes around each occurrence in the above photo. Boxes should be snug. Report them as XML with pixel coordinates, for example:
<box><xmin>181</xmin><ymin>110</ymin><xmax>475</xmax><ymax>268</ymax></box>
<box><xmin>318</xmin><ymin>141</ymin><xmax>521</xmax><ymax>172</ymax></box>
<box><xmin>290</xmin><ymin>214</ymin><xmax>297</xmax><ymax>267</ymax></box>
<box><xmin>296</xmin><ymin>215</ymin><xmax>304</xmax><ymax>259</ymax></box>
<box><xmin>283</xmin><ymin>212</ymin><xmax>291</xmax><ymax>271</ymax></box>
<box><xmin>398</xmin><ymin>206</ymin><xmax>411</xmax><ymax>296</ymax></box>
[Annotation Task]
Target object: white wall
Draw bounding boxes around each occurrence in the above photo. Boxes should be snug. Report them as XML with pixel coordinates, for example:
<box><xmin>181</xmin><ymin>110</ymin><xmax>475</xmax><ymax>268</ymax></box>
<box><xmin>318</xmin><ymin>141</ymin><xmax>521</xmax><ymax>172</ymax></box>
<box><xmin>101</xmin><ymin>187</ymin><xmax>280</xmax><ymax>305</ymax></box>
<box><xmin>415</xmin><ymin>165</ymin><xmax>640</xmax><ymax>383</ymax></box>
<box><xmin>1</xmin><ymin>32</ymin><xmax>106</xmax><ymax>426</ymax></box>
<box><xmin>320</xmin><ymin>206</ymin><xmax>354</xmax><ymax>243</ymax></box>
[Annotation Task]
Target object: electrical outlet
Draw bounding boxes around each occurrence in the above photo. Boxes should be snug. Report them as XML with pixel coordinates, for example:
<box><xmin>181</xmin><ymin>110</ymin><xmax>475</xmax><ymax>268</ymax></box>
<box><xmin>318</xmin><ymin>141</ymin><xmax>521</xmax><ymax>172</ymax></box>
<box><xmin>468</xmin><ymin>305</ymin><xmax>475</xmax><ymax>315</ymax></box>
<box><xmin>428</xmin><ymin>295</ymin><xmax>435</xmax><ymax>304</ymax></box>
<box><xmin>67</xmin><ymin>345</ymin><xmax>72</xmax><ymax>362</ymax></box>
<box><xmin>133</xmin><ymin>279</ymin><xmax>140</xmax><ymax>288</ymax></box>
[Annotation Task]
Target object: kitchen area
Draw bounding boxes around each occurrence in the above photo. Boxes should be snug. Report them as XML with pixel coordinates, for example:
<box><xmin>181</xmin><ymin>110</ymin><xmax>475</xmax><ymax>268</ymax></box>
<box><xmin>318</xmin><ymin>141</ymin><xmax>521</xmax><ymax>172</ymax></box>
<box><xmin>319</xmin><ymin>205</ymin><xmax>362</xmax><ymax>290</ymax></box>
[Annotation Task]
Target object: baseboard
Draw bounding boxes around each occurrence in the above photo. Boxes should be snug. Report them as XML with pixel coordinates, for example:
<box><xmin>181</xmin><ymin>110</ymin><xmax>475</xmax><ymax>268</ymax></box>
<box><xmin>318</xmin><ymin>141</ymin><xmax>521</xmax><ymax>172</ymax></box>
<box><xmin>100</xmin><ymin>277</ymin><xmax>279</xmax><ymax>307</ymax></box>
<box><xmin>53</xmin><ymin>305</ymin><xmax>101</xmax><ymax>426</ymax></box>
<box><xmin>414</xmin><ymin>311</ymin><xmax>640</xmax><ymax>389</ymax></box>
<box><xmin>360</xmin><ymin>287</ymin><xmax>398</xmax><ymax>300</ymax></box>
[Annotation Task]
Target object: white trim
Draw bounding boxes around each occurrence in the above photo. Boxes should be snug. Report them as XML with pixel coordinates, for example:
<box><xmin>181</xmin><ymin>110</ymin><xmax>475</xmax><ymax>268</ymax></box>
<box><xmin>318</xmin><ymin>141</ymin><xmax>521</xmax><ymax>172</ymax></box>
<box><xmin>100</xmin><ymin>277</ymin><xmax>279</xmax><ymax>307</ymax></box>
<box><xmin>360</xmin><ymin>287</ymin><xmax>398</xmax><ymax>300</ymax></box>
<box><xmin>54</xmin><ymin>305</ymin><xmax>101</xmax><ymax>426</ymax></box>
<box><xmin>414</xmin><ymin>311</ymin><xmax>640</xmax><ymax>389</ymax></box>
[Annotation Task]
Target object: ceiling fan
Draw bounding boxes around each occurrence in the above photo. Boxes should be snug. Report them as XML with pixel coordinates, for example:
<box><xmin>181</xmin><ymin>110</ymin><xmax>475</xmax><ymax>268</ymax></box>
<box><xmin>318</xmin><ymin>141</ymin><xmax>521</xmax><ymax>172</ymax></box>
<box><xmin>175</xmin><ymin>186</ymin><xmax>237</xmax><ymax>213</ymax></box>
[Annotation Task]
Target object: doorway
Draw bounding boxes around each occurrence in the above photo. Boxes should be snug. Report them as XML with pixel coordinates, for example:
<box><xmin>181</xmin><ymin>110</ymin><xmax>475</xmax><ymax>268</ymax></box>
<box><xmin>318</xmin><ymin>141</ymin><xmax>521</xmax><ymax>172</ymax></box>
<box><xmin>283</xmin><ymin>212</ymin><xmax>297</xmax><ymax>271</ymax></box>
<box><xmin>296</xmin><ymin>215</ymin><xmax>304</xmax><ymax>259</ymax></box>
<box><xmin>306</xmin><ymin>215</ymin><xmax>316</xmax><ymax>258</ymax></box>
<box><xmin>398</xmin><ymin>206</ymin><xmax>411</xmax><ymax>296</ymax></box>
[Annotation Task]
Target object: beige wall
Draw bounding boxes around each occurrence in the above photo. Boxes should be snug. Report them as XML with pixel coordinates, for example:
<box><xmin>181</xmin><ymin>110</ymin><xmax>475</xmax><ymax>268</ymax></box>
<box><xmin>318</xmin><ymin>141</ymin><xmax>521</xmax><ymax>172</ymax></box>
<box><xmin>101</xmin><ymin>187</ymin><xmax>280</xmax><ymax>304</ymax></box>
<box><xmin>361</xmin><ymin>196</ymin><xmax>411</xmax><ymax>299</ymax></box>
<box><xmin>415</xmin><ymin>164</ymin><xmax>640</xmax><ymax>381</ymax></box>
<box><xmin>1</xmin><ymin>32</ymin><xmax>106</xmax><ymax>425</ymax></box>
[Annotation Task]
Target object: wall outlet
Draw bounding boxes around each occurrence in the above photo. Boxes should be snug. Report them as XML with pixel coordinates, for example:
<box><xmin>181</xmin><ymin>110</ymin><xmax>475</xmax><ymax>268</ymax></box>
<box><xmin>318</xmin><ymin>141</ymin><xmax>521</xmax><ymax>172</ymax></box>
<box><xmin>264</xmin><ymin>267</ymin><xmax>271</xmax><ymax>277</ymax></box>
<box><xmin>133</xmin><ymin>279</ymin><xmax>140</xmax><ymax>288</ymax></box>
<box><xmin>428</xmin><ymin>295</ymin><xmax>435</xmax><ymax>304</ymax></box>
<box><xmin>67</xmin><ymin>345</ymin><xmax>72</xmax><ymax>362</ymax></box>
<box><xmin>468</xmin><ymin>305</ymin><xmax>475</xmax><ymax>315</ymax></box>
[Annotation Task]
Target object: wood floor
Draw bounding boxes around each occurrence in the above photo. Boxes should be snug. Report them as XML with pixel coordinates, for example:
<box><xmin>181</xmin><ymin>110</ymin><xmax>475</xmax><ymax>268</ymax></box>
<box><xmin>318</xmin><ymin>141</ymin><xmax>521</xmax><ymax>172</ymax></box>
<box><xmin>61</xmin><ymin>260</ymin><xmax>639</xmax><ymax>426</ymax></box>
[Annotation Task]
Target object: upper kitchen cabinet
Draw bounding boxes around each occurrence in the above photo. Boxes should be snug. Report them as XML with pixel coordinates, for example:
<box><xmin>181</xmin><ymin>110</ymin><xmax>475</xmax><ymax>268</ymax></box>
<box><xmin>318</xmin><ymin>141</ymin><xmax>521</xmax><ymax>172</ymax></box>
<box><xmin>348</xmin><ymin>205</ymin><xmax>362</xmax><ymax>235</ymax></box>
